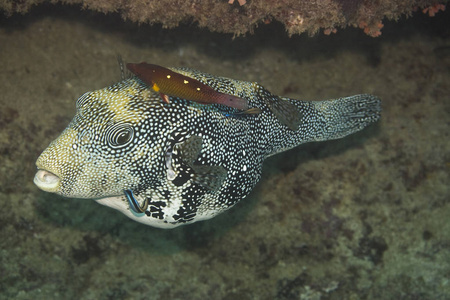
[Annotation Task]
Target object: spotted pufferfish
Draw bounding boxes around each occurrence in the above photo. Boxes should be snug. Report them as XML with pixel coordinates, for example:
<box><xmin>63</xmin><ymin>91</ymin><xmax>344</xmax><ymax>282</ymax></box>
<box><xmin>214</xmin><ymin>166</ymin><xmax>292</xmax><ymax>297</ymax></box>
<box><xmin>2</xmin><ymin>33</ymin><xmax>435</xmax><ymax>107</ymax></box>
<box><xmin>34</xmin><ymin>63</ymin><xmax>381</xmax><ymax>228</ymax></box>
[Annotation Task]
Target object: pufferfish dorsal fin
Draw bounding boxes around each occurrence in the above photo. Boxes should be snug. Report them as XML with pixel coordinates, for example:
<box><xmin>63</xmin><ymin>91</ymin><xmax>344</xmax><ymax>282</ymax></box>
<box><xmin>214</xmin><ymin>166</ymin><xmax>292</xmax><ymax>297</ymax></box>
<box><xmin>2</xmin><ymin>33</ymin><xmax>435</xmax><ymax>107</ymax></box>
<box><xmin>171</xmin><ymin>135</ymin><xmax>227</xmax><ymax>192</ymax></box>
<box><xmin>265</xmin><ymin>95</ymin><xmax>303</xmax><ymax>131</ymax></box>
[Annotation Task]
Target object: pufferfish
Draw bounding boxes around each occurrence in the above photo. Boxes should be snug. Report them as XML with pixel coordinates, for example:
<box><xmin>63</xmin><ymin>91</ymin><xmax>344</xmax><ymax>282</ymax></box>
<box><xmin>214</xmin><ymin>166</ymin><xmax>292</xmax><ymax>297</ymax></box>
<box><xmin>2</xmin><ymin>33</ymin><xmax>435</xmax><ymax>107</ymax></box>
<box><xmin>34</xmin><ymin>62</ymin><xmax>381</xmax><ymax>228</ymax></box>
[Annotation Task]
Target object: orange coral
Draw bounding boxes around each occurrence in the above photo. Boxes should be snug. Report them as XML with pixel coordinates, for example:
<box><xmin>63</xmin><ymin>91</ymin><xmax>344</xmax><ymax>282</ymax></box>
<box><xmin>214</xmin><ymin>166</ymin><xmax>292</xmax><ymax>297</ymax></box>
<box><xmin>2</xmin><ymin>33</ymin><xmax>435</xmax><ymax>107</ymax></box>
<box><xmin>323</xmin><ymin>28</ymin><xmax>337</xmax><ymax>35</ymax></box>
<box><xmin>422</xmin><ymin>3</ymin><xmax>446</xmax><ymax>16</ymax></box>
<box><xmin>359</xmin><ymin>20</ymin><xmax>384</xmax><ymax>37</ymax></box>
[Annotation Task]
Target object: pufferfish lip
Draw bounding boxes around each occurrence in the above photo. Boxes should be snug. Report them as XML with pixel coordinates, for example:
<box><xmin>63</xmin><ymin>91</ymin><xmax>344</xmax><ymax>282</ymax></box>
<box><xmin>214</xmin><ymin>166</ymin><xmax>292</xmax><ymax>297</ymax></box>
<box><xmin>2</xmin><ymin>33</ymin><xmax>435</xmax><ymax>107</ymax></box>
<box><xmin>34</xmin><ymin>169</ymin><xmax>60</xmax><ymax>192</ymax></box>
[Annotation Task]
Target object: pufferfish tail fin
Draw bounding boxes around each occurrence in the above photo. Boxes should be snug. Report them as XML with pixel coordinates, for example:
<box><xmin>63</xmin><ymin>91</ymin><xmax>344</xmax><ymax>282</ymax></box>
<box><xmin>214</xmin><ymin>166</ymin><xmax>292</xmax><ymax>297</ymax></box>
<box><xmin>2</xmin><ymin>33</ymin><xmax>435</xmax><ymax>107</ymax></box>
<box><xmin>312</xmin><ymin>94</ymin><xmax>381</xmax><ymax>141</ymax></box>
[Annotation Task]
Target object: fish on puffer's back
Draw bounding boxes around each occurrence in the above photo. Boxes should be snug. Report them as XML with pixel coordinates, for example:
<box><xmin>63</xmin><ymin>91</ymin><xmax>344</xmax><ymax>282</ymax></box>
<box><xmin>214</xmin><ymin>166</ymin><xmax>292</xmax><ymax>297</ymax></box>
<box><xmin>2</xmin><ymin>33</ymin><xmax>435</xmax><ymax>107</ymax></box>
<box><xmin>34</xmin><ymin>66</ymin><xmax>380</xmax><ymax>228</ymax></box>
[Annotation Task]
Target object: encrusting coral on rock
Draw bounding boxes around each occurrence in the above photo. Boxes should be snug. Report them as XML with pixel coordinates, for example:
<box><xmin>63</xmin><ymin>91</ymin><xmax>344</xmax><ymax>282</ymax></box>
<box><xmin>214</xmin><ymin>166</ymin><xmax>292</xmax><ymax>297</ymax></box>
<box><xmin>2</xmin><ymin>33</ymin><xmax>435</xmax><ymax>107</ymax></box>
<box><xmin>0</xmin><ymin>0</ymin><xmax>447</xmax><ymax>37</ymax></box>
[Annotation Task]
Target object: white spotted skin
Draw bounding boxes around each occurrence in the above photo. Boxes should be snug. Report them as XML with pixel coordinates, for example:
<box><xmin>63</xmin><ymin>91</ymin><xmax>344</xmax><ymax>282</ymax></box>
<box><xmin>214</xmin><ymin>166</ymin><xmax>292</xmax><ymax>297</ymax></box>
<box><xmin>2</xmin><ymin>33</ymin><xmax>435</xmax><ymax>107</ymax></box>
<box><xmin>35</xmin><ymin>67</ymin><xmax>381</xmax><ymax>228</ymax></box>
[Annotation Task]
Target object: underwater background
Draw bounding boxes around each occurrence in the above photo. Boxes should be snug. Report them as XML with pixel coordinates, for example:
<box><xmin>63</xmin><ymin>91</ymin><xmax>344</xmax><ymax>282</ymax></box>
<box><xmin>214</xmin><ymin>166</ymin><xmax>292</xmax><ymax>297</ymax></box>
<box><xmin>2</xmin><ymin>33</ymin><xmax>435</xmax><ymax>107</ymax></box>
<box><xmin>0</xmin><ymin>4</ymin><xmax>449</xmax><ymax>300</ymax></box>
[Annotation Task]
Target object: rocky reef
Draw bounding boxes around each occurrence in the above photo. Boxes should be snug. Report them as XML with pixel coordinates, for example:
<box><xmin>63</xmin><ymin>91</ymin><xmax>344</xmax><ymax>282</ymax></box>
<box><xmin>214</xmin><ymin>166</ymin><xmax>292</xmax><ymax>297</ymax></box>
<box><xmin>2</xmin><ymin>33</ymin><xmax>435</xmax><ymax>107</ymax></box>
<box><xmin>1</xmin><ymin>0</ymin><xmax>448</xmax><ymax>37</ymax></box>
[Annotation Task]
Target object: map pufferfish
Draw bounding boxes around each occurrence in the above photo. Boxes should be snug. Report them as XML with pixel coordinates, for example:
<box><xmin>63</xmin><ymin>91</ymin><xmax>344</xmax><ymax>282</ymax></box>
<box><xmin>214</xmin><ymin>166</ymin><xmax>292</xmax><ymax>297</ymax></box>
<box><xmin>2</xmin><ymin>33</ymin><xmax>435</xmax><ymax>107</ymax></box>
<box><xmin>34</xmin><ymin>63</ymin><xmax>381</xmax><ymax>229</ymax></box>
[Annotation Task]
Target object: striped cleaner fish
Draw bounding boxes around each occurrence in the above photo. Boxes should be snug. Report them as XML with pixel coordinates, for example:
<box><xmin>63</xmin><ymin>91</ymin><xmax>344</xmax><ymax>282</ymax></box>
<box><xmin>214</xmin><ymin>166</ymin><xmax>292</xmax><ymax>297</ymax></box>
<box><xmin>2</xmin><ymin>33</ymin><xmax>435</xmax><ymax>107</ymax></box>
<box><xmin>34</xmin><ymin>63</ymin><xmax>381</xmax><ymax>228</ymax></box>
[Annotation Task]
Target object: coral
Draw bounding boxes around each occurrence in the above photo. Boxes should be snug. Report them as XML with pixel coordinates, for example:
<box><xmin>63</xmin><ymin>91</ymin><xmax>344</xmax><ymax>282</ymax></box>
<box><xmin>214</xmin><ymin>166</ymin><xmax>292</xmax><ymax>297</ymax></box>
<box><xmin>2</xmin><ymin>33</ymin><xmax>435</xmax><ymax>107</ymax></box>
<box><xmin>323</xmin><ymin>27</ymin><xmax>338</xmax><ymax>35</ymax></box>
<box><xmin>422</xmin><ymin>3</ymin><xmax>446</xmax><ymax>16</ymax></box>
<box><xmin>358</xmin><ymin>20</ymin><xmax>384</xmax><ymax>37</ymax></box>
<box><xmin>0</xmin><ymin>0</ymin><xmax>447</xmax><ymax>36</ymax></box>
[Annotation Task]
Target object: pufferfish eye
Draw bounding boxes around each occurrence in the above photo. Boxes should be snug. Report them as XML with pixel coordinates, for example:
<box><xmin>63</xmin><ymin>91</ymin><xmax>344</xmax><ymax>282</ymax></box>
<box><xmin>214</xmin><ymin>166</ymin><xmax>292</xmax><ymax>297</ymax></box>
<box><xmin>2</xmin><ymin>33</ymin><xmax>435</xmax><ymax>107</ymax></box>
<box><xmin>105</xmin><ymin>123</ymin><xmax>134</xmax><ymax>148</ymax></box>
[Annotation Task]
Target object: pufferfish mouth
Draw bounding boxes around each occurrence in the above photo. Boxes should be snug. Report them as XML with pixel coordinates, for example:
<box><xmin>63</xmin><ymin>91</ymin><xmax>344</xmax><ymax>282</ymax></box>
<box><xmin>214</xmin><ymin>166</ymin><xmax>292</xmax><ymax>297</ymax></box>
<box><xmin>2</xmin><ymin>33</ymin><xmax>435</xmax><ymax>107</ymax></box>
<box><xmin>34</xmin><ymin>169</ymin><xmax>61</xmax><ymax>192</ymax></box>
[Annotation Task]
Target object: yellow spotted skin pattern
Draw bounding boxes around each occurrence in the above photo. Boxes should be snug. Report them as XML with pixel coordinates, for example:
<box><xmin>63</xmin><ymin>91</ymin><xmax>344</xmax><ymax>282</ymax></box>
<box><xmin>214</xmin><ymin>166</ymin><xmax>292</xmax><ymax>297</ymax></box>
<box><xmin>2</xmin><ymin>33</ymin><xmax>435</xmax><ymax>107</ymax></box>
<box><xmin>35</xmin><ymin>67</ymin><xmax>381</xmax><ymax>228</ymax></box>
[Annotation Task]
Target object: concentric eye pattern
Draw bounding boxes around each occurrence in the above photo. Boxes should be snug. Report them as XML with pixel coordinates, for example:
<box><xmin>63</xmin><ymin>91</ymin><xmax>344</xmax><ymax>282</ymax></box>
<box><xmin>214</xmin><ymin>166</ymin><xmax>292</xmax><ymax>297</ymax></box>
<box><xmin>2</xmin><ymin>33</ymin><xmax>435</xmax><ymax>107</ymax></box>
<box><xmin>105</xmin><ymin>123</ymin><xmax>134</xmax><ymax>149</ymax></box>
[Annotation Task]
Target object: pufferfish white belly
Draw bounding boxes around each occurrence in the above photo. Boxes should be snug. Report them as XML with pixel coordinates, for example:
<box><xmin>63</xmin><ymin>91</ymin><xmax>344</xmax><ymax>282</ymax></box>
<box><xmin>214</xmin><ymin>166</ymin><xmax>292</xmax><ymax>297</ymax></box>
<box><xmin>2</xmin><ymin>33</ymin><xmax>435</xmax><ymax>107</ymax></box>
<box><xmin>34</xmin><ymin>63</ymin><xmax>381</xmax><ymax>228</ymax></box>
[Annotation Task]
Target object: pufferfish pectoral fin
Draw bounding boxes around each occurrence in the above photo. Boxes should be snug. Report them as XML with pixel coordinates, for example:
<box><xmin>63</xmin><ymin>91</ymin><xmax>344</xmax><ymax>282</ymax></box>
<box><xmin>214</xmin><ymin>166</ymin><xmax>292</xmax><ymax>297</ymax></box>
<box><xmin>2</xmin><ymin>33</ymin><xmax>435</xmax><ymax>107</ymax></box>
<box><xmin>170</xmin><ymin>134</ymin><xmax>227</xmax><ymax>192</ymax></box>
<box><xmin>191</xmin><ymin>165</ymin><xmax>227</xmax><ymax>191</ymax></box>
